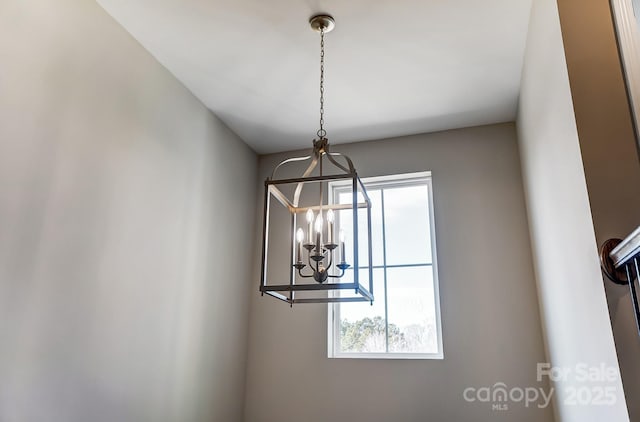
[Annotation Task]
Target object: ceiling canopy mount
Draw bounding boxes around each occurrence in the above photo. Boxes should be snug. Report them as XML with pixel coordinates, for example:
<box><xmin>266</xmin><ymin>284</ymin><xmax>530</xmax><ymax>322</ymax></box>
<box><xmin>309</xmin><ymin>14</ymin><xmax>335</xmax><ymax>33</ymax></box>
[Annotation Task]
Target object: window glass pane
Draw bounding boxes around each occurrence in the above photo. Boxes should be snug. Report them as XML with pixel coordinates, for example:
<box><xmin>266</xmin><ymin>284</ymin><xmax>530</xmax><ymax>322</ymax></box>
<box><xmin>384</xmin><ymin>185</ymin><xmax>432</xmax><ymax>265</ymax></box>
<box><xmin>338</xmin><ymin>269</ymin><xmax>385</xmax><ymax>353</ymax></box>
<box><xmin>386</xmin><ymin>266</ymin><xmax>438</xmax><ymax>353</ymax></box>
<box><xmin>337</xmin><ymin>188</ymin><xmax>383</xmax><ymax>266</ymax></box>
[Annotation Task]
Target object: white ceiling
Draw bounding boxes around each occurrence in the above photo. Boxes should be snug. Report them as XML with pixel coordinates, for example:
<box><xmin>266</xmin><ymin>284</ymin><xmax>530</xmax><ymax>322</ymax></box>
<box><xmin>97</xmin><ymin>0</ymin><xmax>533</xmax><ymax>154</ymax></box>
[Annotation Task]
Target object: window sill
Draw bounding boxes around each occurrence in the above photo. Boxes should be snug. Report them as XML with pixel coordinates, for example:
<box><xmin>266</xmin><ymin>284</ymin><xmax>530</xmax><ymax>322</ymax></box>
<box><xmin>328</xmin><ymin>352</ymin><xmax>444</xmax><ymax>360</ymax></box>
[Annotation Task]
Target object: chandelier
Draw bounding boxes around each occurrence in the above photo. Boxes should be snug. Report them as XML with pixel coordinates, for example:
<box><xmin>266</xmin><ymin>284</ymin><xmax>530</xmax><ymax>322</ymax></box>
<box><xmin>259</xmin><ymin>14</ymin><xmax>374</xmax><ymax>305</ymax></box>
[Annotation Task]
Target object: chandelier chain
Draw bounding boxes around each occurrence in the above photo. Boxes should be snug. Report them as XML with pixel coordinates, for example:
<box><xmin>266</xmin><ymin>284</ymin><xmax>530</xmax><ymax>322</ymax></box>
<box><xmin>318</xmin><ymin>27</ymin><xmax>326</xmax><ymax>139</ymax></box>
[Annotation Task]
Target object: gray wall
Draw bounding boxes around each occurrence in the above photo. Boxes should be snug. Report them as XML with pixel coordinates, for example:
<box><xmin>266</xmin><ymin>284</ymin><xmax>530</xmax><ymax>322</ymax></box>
<box><xmin>0</xmin><ymin>1</ymin><xmax>256</xmax><ymax>421</ymax></box>
<box><xmin>517</xmin><ymin>0</ymin><xmax>629</xmax><ymax>420</ymax></box>
<box><xmin>555</xmin><ymin>0</ymin><xmax>640</xmax><ymax>420</ymax></box>
<box><xmin>244</xmin><ymin>123</ymin><xmax>553</xmax><ymax>422</ymax></box>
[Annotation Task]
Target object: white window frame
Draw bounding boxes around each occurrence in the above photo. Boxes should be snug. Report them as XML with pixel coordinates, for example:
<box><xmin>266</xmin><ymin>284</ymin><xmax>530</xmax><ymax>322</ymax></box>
<box><xmin>327</xmin><ymin>171</ymin><xmax>443</xmax><ymax>359</ymax></box>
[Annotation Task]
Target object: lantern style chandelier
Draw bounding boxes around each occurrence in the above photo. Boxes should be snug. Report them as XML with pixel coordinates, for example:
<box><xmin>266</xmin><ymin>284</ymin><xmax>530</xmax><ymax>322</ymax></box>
<box><xmin>259</xmin><ymin>14</ymin><xmax>374</xmax><ymax>305</ymax></box>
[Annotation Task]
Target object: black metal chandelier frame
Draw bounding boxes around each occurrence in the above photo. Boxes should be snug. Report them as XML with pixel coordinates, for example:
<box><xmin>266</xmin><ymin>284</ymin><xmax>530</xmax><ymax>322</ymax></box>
<box><xmin>260</xmin><ymin>137</ymin><xmax>373</xmax><ymax>305</ymax></box>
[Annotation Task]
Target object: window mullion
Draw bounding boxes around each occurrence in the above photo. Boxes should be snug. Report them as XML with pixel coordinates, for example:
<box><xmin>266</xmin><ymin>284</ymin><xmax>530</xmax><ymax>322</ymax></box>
<box><xmin>380</xmin><ymin>188</ymin><xmax>389</xmax><ymax>353</ymax></box>
<box><xmin>355</xmin><ymin>263</ymin><xmax>432</xmax><ymax>270</ymax></box>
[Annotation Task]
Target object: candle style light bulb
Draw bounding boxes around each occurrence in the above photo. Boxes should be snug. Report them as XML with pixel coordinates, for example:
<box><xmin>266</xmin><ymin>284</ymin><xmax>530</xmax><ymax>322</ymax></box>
<box><xmin>315</xmin><ymin>214</ymin><xmax>323</xmax><ymax>232</ymax></box>
<box><xmin>327</xmin><ymin>209</ymin><xmax>334</xmax><ymax>223</ymax></box>
<box><xmin>306</xmin><ymin>209</ymin><xmax>314</xmax><ymax>223</ymax></box>
<box><xmin>326</xmin><ymin>209</ymin><xmax>334</xmax><ymax>244</ymax></box>
<box><xmin>339</xmin><ymin>229</ymin><xmax>345</xmax><ymax>243</ymax></box>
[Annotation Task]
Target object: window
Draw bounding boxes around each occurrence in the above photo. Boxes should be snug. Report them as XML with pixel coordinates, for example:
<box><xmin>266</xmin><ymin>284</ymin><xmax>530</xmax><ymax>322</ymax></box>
<box><xmin>328</xmin><ymin>172</ymin><xmax>443</xmax><ymax>359</ymax></box>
